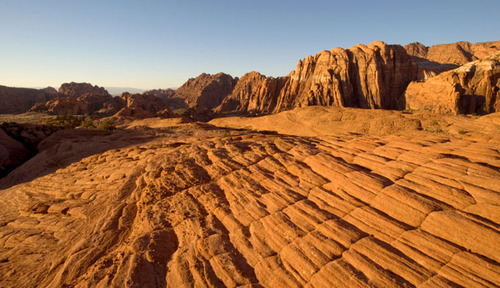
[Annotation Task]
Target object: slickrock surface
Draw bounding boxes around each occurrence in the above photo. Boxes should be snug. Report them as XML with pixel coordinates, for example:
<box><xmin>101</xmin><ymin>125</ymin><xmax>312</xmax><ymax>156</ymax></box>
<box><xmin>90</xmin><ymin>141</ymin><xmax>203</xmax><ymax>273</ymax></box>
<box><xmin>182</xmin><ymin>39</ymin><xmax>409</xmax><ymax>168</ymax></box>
<box><xmin>405</xmin><ymin>52</ymin><xmax>500</xmax><ymax>114</ymax></box>
<box><xmin>1</xmin><ymin>108</ymin><xmax>499</xmax><ymax>287</ymax></box>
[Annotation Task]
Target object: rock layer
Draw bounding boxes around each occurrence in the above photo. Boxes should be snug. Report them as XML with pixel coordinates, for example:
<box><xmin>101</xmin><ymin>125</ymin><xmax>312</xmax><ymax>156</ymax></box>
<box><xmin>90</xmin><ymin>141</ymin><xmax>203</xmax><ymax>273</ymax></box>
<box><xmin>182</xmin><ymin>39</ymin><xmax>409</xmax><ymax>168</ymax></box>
<box><xmin>405</xmin><ymin>52</ymin><xmax>500</xmax><ymax>114</ymax></box>
<box><xmin>0</xmin><ymin>112</ymin><xmax>499</xmax><ymax>287</ymax></box>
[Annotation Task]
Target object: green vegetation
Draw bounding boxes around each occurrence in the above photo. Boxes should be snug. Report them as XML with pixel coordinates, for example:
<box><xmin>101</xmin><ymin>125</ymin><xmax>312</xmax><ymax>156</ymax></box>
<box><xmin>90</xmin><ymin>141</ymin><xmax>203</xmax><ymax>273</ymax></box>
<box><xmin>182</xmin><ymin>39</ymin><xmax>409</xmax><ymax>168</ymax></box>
<box><xmin>96</xmin><ymin>119</ymin><xmax>116</xmax><ymax>131</ymax></box>
<box><xmin>424</xmin><ymin>127</ymin><xmax>447</xmax><ymax>133</ymax></box>
<box><xmin>458</xmin><ymin>129</ymin><xmax>468</xmax><ymax>135</ymax></box>
<box><xmin>221</xmin><ymin>131</ymin><xmax>231</xmax><ymax>138</ymax></box>
<box><xmin>430</xmin><ymin>120</ymin><xmax>438</xmax><ymax>126</ymax></box>
<box><xmin>80</xmin><ymin>117</ymin><xmax>95</xmax><ymax>129</ymax></box>
<box><xmin>46</xmin><ymin>114</ymin><xmax>85</xmax><ymax>128</ymax></box>
<box><xmin>0</xmin><ymin>112</ymin><xmax>53</xmax><ymax>125</ymax></box>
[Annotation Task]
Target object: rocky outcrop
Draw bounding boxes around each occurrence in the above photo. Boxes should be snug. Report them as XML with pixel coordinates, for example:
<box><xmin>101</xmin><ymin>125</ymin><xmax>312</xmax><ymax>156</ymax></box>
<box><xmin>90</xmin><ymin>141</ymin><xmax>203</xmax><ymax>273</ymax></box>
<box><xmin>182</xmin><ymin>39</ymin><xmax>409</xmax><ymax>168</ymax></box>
<box><xmin>216</xmin><ymin>72</ymin><xmax>287</xmax><ymax>115</ymax></box>
<box><xmin>216</xmin><ymin>42</ymin><xmax>419</xmax><ymax>114</ymax></box>
<box><xmin>58</xmin><ymin>82</ymin><xmax>109</xmax><ymax>98</ymax></box>
<box><xmin>0</xmin><ymin>86</ymin><xmax>57</xmax><ymax>114</ymax></box>
<box><xmin>405</xmin><ymin>52</ymin><xmax>500</xmax><ymax>114</ymax></box>
<box><xmin>145</xmin><ymin>88</ymin><xmax>176</xmax><ymax>101</ymax></box>
<box><xmin>0</xmin><ymin>115</ymin><xmax>499</xmax><ymax>287</ymax></box>
<box><xmin>114</xmin><ymin>92</ymin><xmax>175</xmax><ymax>119</ymax></box>
<box><xmin>216</xmin><ymin>41</ymin><xmax>500</xmax><ymax>116</ymax></box>
<box><xmin>121</xmin><ymin>92</ymin><xmax>169</xmax><ymax>114</ymax></box>
<box><xmin>173</xmin><ymin>73</ymin><xmax>237</xmax><ymax>109</ymax></box>
<box><xmin>277</xmin><ymin>41</ymin><xmax>417</xmax><ymax>111</ymax></box>
<box><xmin>405</xmin><ymin>40</ymin><xmax>500</xmax><ymax>65</ymax></box>
<box><xmin>30</xmin><ymin>82</ymin><xmax>125</xmax><ymax>116</ymax></box>
<box><xmin>404</xmin><ymin>41</ymin><xmax>500</xmax><ymax>81</ymax></box>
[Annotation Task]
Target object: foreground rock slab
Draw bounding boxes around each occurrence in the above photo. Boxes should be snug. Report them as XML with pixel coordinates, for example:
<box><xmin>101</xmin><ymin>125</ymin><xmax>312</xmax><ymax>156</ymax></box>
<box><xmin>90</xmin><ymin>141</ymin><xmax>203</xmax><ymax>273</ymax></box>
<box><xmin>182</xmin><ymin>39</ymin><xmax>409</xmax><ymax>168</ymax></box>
<box><xmin>0</xmin><ymin>115</ymin><xmax>499</xmax><ymax>287</ymax></box>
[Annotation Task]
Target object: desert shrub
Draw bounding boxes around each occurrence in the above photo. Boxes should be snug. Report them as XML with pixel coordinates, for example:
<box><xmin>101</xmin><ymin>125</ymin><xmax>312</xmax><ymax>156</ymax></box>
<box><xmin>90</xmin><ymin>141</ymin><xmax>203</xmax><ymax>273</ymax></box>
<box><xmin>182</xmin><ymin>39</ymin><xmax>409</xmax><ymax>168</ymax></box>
<box><xmin>430</xmin><ymin>120</ymin><xmax>438</xmax><ymax>126</ymax></box>
<box><xmin>80</xmin><ymin>117</ymin><xmax>95</xmax><ymax>129</ymax></box>
<box><xmin>46</xmin><ymin>114</ymin><xmax>85</xmax><ymax>128</ymax></box>
<box><xmin>458</xmin><ymin>129</ymin><xmax>468</xmax><ymax>135</ymax></box>
<box><xmin>97</xmin><ymin>119</ymin><xmax>116</xmax><ymax>131</ymax></box>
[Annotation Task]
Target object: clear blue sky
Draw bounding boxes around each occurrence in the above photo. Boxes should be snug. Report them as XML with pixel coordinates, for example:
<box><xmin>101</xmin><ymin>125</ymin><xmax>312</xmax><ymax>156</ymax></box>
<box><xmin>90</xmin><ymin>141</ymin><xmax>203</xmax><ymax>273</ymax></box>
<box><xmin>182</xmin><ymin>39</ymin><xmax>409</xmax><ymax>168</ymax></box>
<box><xmin>1</xmin><ymin>0</ymin><xmax>499</xmax><ymax>89</ymax></box>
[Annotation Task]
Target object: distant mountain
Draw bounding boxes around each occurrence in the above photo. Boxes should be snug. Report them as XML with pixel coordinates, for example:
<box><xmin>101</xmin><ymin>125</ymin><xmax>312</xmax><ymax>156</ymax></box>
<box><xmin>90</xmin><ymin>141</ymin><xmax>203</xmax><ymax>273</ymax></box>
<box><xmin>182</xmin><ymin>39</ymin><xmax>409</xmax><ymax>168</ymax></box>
<box><xmin>105</xmin><ymin>87</ymin><xmax>146</xmax><ymax>96</ymax></box>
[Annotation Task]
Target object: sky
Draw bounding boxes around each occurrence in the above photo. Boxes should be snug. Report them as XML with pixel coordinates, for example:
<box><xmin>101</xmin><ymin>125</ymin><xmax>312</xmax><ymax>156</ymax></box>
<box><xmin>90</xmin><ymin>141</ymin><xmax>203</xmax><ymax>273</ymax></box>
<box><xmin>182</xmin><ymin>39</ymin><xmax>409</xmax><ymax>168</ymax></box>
<box><xmin>0</xmin><ymin>0</ymin><xmax>499</xmax><ymax>90</ymax></box>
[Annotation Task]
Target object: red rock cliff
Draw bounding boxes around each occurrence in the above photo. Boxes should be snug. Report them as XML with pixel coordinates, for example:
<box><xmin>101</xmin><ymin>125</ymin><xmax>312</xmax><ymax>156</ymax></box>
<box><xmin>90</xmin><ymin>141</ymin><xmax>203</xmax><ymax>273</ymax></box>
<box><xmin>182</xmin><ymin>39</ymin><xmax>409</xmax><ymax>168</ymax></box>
<box><xmin>405</xmin><ymin>52</ymin><xmax>500</xmax><ymax>114</ymax></box>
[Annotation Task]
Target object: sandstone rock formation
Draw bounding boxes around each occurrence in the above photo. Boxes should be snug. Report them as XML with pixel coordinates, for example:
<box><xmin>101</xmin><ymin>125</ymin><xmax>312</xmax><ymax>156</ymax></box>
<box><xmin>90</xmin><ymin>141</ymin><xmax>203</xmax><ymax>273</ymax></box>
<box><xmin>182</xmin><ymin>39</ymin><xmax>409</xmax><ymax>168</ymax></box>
<box><xmin>30</xmin><ymin>82</ymin><xmax>125</xmax><ymax>116</ymax></box>
<box><xmin>0</xmin><ymin>86</ymin><xmax>57</xmax><ymax>114</ymax></box>
<box><xmin>216</xmin><ymin>72</ymin><xmax>287</xmax><ymax>115</ymax></box>
<box><xmin>122</xmin><ymin>92</ymin><xmax>169</xmax><ymax>114</ymax></box>
<box><xmin>172</xmin><ymin>73</ymin><xmax>237</xmax><ymax>109</ymax></box>
<box><xmin>145</xmin><ymin>88</ymin><xmax>176</xmax><ymax>101</ymax></box>
<box><xmin>405</xmin><ymin>52</ymin><xmax>500</xmax><ymax>114</ymax></box>
<box><xmin>404</xmin><ymin>41</ymin><xmax>500</xmax><ymax>81</ymax></box>
<box><xmin>112</xmin><ymin>92</ymin><xmax>175</xmax><ymax>120</ymax></box>
<box><xmin>277</xmin><ymin>41</ymin><xmax>417</xmax><ymax>111</ymax></box>
<box><xmin>215</xmin><ymin>41</ymin><xmax>500</xmax><ymax>116</ymax></box>
<box><xmin>218</xmin><ymin>42</ymin><xmax>419</xmax><ymax>114</ymax></box>
<box><xmin>404</xmin><ymin>40</ymin><xmax>500</xmax><ymax>65</ymax></box>
<box><xmin>0</xmin><ymin>109</ymin><xmax>499</xmax><ymax>287</ymax></box>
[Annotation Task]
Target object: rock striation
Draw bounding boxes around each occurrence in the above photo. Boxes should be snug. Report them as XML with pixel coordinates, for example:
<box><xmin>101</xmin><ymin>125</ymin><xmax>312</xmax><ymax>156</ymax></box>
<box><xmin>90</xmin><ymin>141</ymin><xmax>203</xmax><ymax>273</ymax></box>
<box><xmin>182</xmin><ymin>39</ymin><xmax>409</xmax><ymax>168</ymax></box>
<box><xmin>0</xmin><ymin>112</ymin><xmax>499</xmax><ymax>287</ymax></box>
<box><xmin>277</xmin><ymin>41</ymin><xmax>417</xmax><ymax>111</ymax></box>
<box><xmin>0</xmin><ymin>86</ymin><xmax>57</xmax><ymax>114</ymax></box>
<box><xmin>172</xmin><ymin>73</ymin><xmax>237</xmax><ymax>110</ymax></box>
<box><xmin>405</xmin><ymin>52</ymin><xmax>500</xmax><ymax>114</ymax></box>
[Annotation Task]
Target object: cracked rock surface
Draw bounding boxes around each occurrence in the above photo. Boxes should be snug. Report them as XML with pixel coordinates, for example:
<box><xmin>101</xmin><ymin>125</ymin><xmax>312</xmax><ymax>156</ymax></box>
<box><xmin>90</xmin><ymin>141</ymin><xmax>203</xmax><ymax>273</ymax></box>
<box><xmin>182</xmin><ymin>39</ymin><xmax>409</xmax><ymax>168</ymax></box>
<box><xmin>0</xmin><ymin>111</ymin><xmax>499</xmax><ymax>287</ymax></box>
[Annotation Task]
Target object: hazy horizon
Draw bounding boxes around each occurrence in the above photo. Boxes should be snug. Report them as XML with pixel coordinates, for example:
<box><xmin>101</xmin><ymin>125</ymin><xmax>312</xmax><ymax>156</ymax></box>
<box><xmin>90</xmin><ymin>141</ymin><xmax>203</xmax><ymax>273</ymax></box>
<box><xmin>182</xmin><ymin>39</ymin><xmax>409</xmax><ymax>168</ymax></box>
<box><xmin>1</xmin><ymin>0</ymin><xmax>499</xmax><ymax>90</ymax></box>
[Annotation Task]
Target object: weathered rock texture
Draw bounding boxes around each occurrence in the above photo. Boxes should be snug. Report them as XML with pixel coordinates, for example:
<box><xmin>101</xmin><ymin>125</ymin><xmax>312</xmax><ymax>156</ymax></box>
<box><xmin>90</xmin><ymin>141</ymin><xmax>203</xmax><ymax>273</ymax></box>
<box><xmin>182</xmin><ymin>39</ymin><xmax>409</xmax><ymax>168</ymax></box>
<box><xmin>30</xmin><ymin>82</ymin><xmax>125</xmax><ymax>116</ymax></box>
<box><xmin>0</xmin><ymin>86</ymin><xmax>57</xmax><ymax>114</ymax></box>
<box><xmin>405</xmin><ymin>52</ymin><xmax>500</xmax><ymax>114</ymax></box>
<box><xmin>277</xmin><ymin>41</ymin><xmax>417</xmax><ymax>111</ymax></box>
<box><xmin>0</xmin><ymin>110</ymin><xmax>499</xmax><ymax>287</ymax></box>
<box><xmin>405</xmin><ymin>40</ymin><xmax>500</xmax><ymax>66</ymax></box>
<box><xmin>216</xmin><ymin>72</ymin><xmax>287</xmax><ymax>115</ymax></box>
<box><xmin>172</xmin><ymin>73</ymin><xmax>237</xmax><ymax>109</ymax></box>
